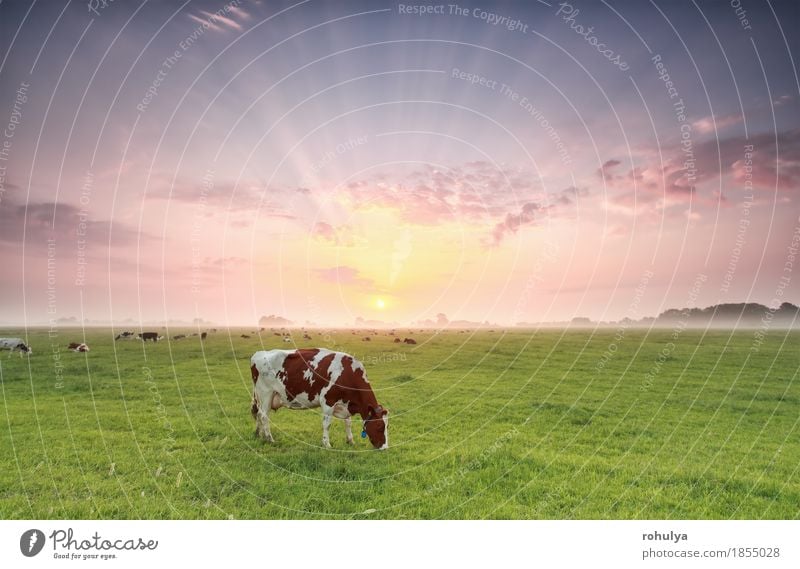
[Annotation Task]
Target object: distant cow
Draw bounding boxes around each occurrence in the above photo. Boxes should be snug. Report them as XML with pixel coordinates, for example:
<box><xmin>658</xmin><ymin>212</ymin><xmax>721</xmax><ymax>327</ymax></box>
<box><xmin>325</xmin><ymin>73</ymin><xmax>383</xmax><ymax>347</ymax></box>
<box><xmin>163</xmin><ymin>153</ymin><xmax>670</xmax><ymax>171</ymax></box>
<box><xmin>283</xmin><ymin>337</ymin><xmax>291</xmax><ymax>343</ymax></box>
<box><xmin>250</xmin><ymin>349</ymin><xmax>389</xmax><ymax>449</ymax></box>
<box><xmin>115</xmin><ymin>331</ymin><xmax>136</xmax><ymax>341</ymax></box>
<box><xmin>393</xmin><ymin>338</ymin><xmax>401</xmax><ymax>343</ymax></box>
<box><xmin>362</xmin><ymin>337</ymin><xmax>371</xmax><ymax>342</ymax></box>
<box><xmin>0</xmin><ymin>338</ymin><xmax>32</xmax><ymax>357</ymax></box>
<box><xmin>173</xmin><ymin>335</ymin><xmax>186</xmax><ymax>340</ymax></box>
<box><xmin>67</xmin><ymin>342</ymin><xmax>89</xmax><ymax>352</ymax></box>
<box><xmin>139</xmin><ymin>332</ymin><xmax>161</xmax><ymax>342</ymax></box>
<box><xmin>201</xmin><ymin>332</ymin><xmax>208</xmax><ymax>340</ymax></box>
<box><xmin>403</xmin><ymin>338</ymin><xmax>417</xmax><ymax>345</ymax></box>
<box><xmin>241</xmin><ymin>334</ymin><xmax>251</xmax><ymax>339</ymax></box>
<box><xmin>303</xmin><ymin>334</ymin><xmax>312</xmax><ymax>340</ymax></box>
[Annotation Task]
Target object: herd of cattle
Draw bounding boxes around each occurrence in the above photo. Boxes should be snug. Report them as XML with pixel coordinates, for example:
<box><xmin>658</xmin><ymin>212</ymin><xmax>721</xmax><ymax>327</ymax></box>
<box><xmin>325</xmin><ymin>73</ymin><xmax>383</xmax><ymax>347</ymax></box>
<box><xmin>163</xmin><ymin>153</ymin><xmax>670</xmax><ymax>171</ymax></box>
<box><xmin>1</xmin><ymin>329</ymin><xmax>424</xmax><ymax>448</ymax></box>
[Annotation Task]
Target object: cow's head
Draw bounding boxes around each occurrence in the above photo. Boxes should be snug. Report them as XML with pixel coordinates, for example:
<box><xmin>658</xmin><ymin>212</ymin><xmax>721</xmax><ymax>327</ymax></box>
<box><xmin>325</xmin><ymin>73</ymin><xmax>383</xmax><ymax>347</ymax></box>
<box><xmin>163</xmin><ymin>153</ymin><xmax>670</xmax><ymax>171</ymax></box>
<box><xmin>362</xmin><ymin>405</ymin><xmax>389</xmax><ymax>450</ymax></box>
<box><xmin>19</xmin><ymin>343</ymin><xmax>31</xmax><ymax>355</ymax></box>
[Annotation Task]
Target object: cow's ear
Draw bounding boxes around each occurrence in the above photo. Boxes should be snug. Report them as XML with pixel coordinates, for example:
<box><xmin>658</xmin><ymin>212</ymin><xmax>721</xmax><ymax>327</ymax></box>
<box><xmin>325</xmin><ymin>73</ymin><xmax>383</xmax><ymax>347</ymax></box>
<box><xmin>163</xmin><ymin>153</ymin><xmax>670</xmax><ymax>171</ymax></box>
<box><xmin>380</xmin><ymin>408</ymin><xmax>388</xmax><ymax>417</ymax></box>
<box><xmin>367</xmin><ymin>405</ymin><xmax>375</xmax><ymax>417</ymax></box>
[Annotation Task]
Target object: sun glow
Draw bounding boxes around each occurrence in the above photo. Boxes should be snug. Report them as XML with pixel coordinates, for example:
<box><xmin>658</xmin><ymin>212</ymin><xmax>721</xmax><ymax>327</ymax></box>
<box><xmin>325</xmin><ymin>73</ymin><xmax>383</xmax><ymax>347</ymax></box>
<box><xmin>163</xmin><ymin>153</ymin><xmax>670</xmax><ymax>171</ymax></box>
<box><xmin>374</xmin><ymin>298</ymin><xmax>386</xmax><ymax>310</ymax></box>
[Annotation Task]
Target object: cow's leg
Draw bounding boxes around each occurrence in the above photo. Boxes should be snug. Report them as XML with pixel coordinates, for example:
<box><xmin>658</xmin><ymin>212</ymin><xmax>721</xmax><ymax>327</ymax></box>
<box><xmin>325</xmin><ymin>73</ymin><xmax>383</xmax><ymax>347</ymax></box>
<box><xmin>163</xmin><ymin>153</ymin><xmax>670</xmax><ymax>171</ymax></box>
<box><xmin>344</xmin><ymin>416</ymin><xmax>354</xmax><ymax>445</ymax></box>
<box><xmin>255</xmin><ymin>389</ymin><xmax>275</xmax><ymax>443</ymax></box>
<box><xmin>321</xmin><ymin>410</ymin><xmax>334</xmax><ymax>448</ymax></box>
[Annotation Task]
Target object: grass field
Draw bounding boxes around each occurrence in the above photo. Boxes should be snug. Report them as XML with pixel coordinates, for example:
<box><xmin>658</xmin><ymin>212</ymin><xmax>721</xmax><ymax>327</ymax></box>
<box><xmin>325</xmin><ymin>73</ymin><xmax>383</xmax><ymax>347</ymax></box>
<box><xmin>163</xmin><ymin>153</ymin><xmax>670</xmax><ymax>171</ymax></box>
<box><xmin>1</xmin><ymin>327</ymin><xmax>798</xmax><ymax>519</ymax></box>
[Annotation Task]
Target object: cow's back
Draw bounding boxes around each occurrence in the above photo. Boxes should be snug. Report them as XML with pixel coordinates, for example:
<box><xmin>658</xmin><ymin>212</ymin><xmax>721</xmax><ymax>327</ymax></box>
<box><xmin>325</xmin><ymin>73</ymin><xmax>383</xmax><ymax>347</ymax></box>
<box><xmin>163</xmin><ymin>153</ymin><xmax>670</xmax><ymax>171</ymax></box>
<box><xmin>251</xmin><ymin>348</ymin><xmax>356</xmax><ymax>410</ymax></box>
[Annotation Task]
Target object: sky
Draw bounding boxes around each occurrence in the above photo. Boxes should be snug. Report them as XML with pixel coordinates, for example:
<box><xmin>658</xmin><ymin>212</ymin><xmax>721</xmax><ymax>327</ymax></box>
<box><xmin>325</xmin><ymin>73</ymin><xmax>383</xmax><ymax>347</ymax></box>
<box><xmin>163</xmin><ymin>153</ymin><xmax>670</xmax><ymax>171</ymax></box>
<box><xmin>0</xmin><ymin>0</ymin><xmax>798</xmax><ymax>327</ymax></box>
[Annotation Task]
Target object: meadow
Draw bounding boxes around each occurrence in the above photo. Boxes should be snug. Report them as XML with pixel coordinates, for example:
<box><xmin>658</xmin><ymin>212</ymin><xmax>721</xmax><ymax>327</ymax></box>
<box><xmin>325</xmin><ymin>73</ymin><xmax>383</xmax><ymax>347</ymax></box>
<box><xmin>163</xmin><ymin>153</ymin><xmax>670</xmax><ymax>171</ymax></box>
<box><xmin>0</xmin><ymin>327</ymin><xmax>798</xmax><ymax>519</ymax></box>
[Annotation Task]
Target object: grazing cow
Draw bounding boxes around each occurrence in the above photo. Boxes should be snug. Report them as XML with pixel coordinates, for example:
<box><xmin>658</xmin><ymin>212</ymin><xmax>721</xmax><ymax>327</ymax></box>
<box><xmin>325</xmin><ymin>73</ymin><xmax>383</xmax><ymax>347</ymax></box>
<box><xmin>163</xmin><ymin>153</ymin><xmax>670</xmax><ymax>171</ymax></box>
<box><xmin>303</xmin><ymin>333</ymin><xmax>312</xmax><ymax>340</ymax></box>
<box><xmin>273</xmin><ymin>332</ymin><xmax>281</xmax><ymax>336</ymax></box>
<box><xmin>241</xmin><ymin>334</ymin><xmax>251</xmax><ymax>339</ymax></box>
<box><xmin>250</xmin><ymin>349</ymin><xmax>389</xmax><ymax>449</ymax></box>
<box><xmin>115</xmin><ymin>331</ymin><xmax>136</xmax><ymax>341</ymax></box>
<box><xmin>67</xmin><ymin>342</ymin><xmax>89</xmax><ymax>352</ymax></box>
<box><xmin>173</xmin><ymin>335</ymin><xmax>186</xmax><ymax>340</ymax></box>
<box><xmin>138</xmin><ymin>332</ymin><xmax>161</xmax><ymax>342</ymax></box>
<box><xmin>0</xmin><ymin>338</ymin><xmax>32</xmax><ymax>357</ymax></box>
<box><xmin>201</xmin><ymin>332</ymin><xmax>207</xmax><ymax>340</ymax></box>
<box><xmin>393</xmin><ymin>338</ymin><xmax>401</xmax><ymax>343</ymax></box>
<box><xmin>362</xmin><ymin>337</ymin><xmax>371</xmax><ymax>342</ymax></box>
<box><xmin>403</xmin><ymin>338</ymin><xmax>417</xmax><ymax>345</ymax></box>
<box><xmin>283</xmin><ymin>337</ymin><xmax>291</xmax><ymax>343</ymax></box>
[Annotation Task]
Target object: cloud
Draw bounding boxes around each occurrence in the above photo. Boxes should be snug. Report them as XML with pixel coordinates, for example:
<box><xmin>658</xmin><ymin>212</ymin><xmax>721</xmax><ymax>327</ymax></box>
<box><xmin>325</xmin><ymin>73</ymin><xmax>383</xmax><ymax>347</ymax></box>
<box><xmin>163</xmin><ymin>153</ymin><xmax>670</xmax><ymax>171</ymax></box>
<box><xmin>148</xmin><ymin>177</ymin><xmax>298</xmax><ymax>220</ymax></box>
<box><xmin>0</xmin><ymin>193</ymin><xmax>148</xmax><ymax>248</ymax></box>
<box><xmin>187</xmin><ymin>5</ymin><xmax>248</xmax><ymax>33</ymax></box>
<box><xmin>491</xmin><ymin>202</ymin><xmax>540</xmax><ymax>245</ymax></box>
<box><xmin>692</xmin><ymin>113</ymin><xmax>743</xmax><ymax>134</ymax></box>
<box><xmin>597</xmin><ymin>159</ymin><xmax>622</xmax><ymax>181</ymax></box>
<box><xmin>312</xmin><ymin>266</ymin><xmax>375</xmax><ymax>290</ymax></box>
<box><xmin>597</xmin><ymin>128</ymin><xmax>800</xmax><ymax>221</ymax></box>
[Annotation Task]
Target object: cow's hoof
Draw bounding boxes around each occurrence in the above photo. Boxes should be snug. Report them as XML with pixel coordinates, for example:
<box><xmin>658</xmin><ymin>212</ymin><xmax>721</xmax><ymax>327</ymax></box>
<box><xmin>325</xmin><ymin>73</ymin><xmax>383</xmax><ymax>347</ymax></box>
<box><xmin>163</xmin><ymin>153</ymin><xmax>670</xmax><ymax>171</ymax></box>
<box><xmin>322</xmin><ymin>441</ymin><xmax>331</xmax><ymax>449</ymax></box>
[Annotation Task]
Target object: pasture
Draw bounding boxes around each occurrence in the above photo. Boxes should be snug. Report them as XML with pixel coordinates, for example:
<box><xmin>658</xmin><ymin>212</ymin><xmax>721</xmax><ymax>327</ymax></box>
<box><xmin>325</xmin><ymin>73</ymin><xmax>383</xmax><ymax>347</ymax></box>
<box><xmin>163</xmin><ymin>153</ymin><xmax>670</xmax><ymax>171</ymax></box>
<box><xmin>1</xmin><ymin>327</ymin><xmax>798</xmax><ymax>519</ymax></box>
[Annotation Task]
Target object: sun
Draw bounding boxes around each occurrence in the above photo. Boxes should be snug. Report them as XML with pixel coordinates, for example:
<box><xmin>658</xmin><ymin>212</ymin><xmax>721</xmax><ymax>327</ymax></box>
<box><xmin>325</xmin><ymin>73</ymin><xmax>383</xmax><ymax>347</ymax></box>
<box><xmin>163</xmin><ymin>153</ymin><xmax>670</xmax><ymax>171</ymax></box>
<box><xmin>374</xmin><ymin>298</ymin><xmax>386</xmax><ymax>310</ymax></box>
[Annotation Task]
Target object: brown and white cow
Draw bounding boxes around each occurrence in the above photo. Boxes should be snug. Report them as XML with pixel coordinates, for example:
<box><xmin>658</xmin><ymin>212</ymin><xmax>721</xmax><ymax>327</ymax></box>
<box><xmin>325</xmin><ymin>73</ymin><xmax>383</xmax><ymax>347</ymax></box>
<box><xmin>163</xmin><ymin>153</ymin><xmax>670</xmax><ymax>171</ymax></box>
<box><xmin>250</xmin><ymin>349</ymin><xmax>389</xmax><ymax>449</ymax></box>
<box><xmin>67</xmin><ymin>342</ymin><xmax>89</xmax><ymax>352</ymax></box>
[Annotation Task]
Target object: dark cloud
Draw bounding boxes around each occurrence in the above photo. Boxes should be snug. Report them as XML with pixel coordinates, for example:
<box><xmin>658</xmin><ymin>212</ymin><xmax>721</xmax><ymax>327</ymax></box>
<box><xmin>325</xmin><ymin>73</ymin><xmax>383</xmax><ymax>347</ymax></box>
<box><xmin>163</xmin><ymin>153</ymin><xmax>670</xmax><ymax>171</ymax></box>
<box><xmin>491</xmin><ymin>202</ymin><xmax>540</xmax><ymax>245</ymax></box>
<box><xmin>0</xmin><ymin>193</ymin><xmax>148</xmax><ymax>248</ymax></box>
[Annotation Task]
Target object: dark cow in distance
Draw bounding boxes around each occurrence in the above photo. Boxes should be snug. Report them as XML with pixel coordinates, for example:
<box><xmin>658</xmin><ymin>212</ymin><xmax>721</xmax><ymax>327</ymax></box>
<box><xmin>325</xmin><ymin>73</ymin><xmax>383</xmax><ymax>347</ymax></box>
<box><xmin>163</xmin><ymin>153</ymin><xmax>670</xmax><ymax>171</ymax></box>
<box><xmin>241</xmin><ymin>334</ymin><xmax>251</xmax><ymax>339</ymax></box>
<box><xmin>67</xmin><ymin>342</ymin><xmax>89</xmax><ymax>352</ymax></box>
<box><xmin>250</xmin><ymin>349</ymin><xmax>389</xmax><ymax>449</ymax></box>
<box><xmin>0</xmin><ymin>338</ymin><xmax>32</xmax><ymax>357</ymax></box>
<box><xmin>201</xmin><ymin>332</ymin><xmax>207</xmax><ymax>340</ymax></box>
<box><xmin>115</xmin><ymin>331</ymin><xmax>135</xmax><ymax>341</ymax></box>
<box><xmin>139</xmin><ymin>332</ymin><xmax>162</xmax><ymax>342</ymax></box>
<box><xmin>173</xmin><ymin>334</ymin><xmax>186</xmax><ymax>340</ymax></box>
<box><xmin>403</xmin><ymin>338</ymin><xmax>417</xmax><ymax>345</ymax></box>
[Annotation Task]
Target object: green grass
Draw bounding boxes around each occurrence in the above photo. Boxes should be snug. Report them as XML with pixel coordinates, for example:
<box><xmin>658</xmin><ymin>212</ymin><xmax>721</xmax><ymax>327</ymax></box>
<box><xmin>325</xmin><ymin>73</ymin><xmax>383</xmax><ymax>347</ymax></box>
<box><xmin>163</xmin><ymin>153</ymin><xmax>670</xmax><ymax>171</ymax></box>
<box><xmin>1</xmin><ymin>328</ymin><xmax>798</xmax><ymax>519</ymax></box>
